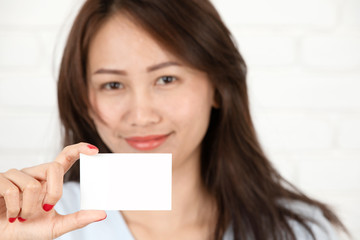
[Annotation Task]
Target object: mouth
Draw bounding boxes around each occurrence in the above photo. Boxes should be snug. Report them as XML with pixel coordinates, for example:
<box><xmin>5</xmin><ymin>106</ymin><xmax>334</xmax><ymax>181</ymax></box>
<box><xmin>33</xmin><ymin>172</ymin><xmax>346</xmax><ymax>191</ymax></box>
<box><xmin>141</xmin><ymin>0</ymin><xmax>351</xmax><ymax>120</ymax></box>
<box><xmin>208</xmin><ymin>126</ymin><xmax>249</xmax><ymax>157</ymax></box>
<box><xmin>125</xmin><ymin>133</ymin><xmax>171</xmax><ymax>151</ymax></box>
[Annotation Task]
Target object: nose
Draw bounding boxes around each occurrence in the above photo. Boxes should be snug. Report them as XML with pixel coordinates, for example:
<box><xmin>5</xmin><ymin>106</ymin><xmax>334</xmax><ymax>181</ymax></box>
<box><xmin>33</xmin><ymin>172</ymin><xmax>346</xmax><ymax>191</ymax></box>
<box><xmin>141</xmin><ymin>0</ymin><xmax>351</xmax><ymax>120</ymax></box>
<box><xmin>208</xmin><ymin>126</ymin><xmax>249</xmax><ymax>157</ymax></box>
<box><xmin>123</xmin><ymin>91</ymin><xmax>161</xmax><ymax>127</ymax></box>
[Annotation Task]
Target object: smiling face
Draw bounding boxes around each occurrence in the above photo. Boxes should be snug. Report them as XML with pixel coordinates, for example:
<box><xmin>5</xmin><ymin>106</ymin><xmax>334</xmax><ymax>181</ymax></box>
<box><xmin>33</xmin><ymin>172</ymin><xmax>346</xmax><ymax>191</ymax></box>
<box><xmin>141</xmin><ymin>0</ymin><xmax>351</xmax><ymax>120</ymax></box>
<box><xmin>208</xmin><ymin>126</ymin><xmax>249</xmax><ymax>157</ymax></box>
<box><xmin>87</xmin><ymin>13</ymin><xmax>215</xmax><ymax>167</ymax></box>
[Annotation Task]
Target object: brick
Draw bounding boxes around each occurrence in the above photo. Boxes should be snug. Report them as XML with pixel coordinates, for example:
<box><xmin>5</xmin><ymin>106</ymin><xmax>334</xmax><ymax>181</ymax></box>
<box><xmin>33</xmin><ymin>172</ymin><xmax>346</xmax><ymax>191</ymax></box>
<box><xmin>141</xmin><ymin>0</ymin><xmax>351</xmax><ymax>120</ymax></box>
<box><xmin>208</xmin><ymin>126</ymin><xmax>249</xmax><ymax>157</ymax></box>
<box><xmin>0</xmin><ymin>75</ymin><xmax>57</xmax><ymax>107</ymax></box>
<box><xmin>248</xmin><ymin>72</ymin><xmax>360</xmax><ymax>110</ymax></box>
<box><xmin>0</xmin><ymin>0</ymin><xmax>84</xmax><ymax>26</ymax></box>
<box><xmin>337</xmin><ymin>117</ymin><xmax>360</xmax><ymax>149</ymax></box>
<box><xmin>39</xmin><ymin>31</ymin><xmax>68</xmax><ymax>75</ymax></box>
<box><xmin>301</xmin><ymin>35</ymin><xmax>360</xmax><ymax>70</ymax></box>
<box><xmin>253</xmin><ymin>113</ymin><xmax>333</xmax><ymax>151</ymax></box>
<box><xmin>0</xmin><ymin>154</ymin><xmax>45</xmax><ymax>172</ymax></box>
<box><xmin>232</xmin><ymin>33</ymin><xmax>296</xmax><ymax>66</ymax></box>
<box><xmin>0</xmin><ymin>32</ymin><xmax>41</xmax><ymax>68</ymax></box>
<box><xmin>0</xmin><ymin>112</ymin><xmax>60</xmax><ymax>150</ymax></box>
<box><xmin>267</xmin><ymin>154</ymin><xmax>297</xmax><ymax>183</ymax></box>
<box><xmin>343</xmin><ymin>0</ymin><xmax>360</xmax><ymax>25</ymax></box>
<box><xmin>212</xmin><ymin>0</ymin><xmax>337</xmax><ymax>27</ymax></box>
<box><xmin>297</xmin><ymin>158</ymin><xmax>360</xmax><ymax>191</ymax></box>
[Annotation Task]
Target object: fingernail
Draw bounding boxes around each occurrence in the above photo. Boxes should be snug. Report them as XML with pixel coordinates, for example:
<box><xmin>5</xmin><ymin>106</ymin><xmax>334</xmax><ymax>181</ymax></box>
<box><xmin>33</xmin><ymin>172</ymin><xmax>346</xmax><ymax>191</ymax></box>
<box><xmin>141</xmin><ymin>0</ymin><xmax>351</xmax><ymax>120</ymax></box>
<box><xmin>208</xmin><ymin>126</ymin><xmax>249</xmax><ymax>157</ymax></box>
<box><xmin>18</xmin><ymin>217</ymin><xmax>27</xmax><ymax>222</ymax></box>
<box><xmin>87</xmin><ymin>144</ymin><xmax>98</xmax><ymax>150</ymax></box>
<box><xmin>9</xmin><ymin>218</ymin><xmax>16</xmax><ymax>223</ymax></box>
<box><xmin>95</xmin><ymin>214</ymin><xmax>107</xmax><ymax>222</ymax></box>
<box><xmin>43</xmin><ymin>204</ymin><xmax>54</xmax><ymax>212</ymax></box>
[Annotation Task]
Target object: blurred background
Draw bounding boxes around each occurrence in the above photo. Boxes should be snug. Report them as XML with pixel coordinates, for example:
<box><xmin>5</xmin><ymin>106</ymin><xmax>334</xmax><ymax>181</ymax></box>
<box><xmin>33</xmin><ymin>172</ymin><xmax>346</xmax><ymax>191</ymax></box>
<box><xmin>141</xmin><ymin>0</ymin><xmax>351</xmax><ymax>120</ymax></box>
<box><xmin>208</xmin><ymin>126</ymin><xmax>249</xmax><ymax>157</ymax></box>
<box><xmin>0</xmin><ymin>0</ymin><xmax>359</xmax><ymax>238</ymax></box>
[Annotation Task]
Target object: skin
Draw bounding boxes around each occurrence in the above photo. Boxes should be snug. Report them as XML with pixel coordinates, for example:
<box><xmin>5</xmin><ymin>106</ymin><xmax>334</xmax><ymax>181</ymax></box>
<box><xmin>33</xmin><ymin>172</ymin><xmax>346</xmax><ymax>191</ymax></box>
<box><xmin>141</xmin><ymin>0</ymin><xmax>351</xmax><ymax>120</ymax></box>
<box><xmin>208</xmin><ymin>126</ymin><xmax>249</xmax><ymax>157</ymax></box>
<box><xmin>0</xmin><ymin>143</ymin><xmax>106</xmax><ymax>240</ymax></box>
<box><xmin>87</xmin><ymin>14</ymin><xmax>217</xmax><ymax>239</ymax></box>
<box><xmin>0</xmin><ymin>13</ymin><xmax>216</xmax><ymax>240</ymax></box>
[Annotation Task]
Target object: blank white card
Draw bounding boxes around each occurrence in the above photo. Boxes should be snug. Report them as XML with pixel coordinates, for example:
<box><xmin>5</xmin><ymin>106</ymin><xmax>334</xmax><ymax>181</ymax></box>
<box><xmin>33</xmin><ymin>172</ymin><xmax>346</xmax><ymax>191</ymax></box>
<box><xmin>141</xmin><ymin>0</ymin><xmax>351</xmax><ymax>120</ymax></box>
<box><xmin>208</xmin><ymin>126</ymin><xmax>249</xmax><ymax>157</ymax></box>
<box><xmin>80</xmin><ymin>153</ymin><xmax>172</xmax><ymax>210</ymax></box>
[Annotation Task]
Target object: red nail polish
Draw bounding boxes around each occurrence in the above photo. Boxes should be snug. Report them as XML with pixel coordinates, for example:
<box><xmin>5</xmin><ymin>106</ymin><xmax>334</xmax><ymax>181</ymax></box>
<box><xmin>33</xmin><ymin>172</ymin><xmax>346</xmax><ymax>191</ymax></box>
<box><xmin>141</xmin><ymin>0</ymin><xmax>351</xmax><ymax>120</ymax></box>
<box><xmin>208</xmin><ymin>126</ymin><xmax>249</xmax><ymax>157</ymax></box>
<box><xmin>87</xmin><ymin>144</ymin><xmax>98</xmax><ymax>150</ymax></box>
<box><xmin>18</xmin><ymin>217</ymin><xmax>26</xmax><ymax>222</ymax></box>
<box><xmin>9</xmin><ymin>218</ymin><xmax>16</xmax><ymax>223</ymax></box>
<box><xmin>43</xmin><ymin>204</ymin><xmax>54</xmax><ymax>212</ymax></box>
<box><xmin>95</xmin><ymin>214</ymin><xmax>107</xmax><ymax>222</ymax></box>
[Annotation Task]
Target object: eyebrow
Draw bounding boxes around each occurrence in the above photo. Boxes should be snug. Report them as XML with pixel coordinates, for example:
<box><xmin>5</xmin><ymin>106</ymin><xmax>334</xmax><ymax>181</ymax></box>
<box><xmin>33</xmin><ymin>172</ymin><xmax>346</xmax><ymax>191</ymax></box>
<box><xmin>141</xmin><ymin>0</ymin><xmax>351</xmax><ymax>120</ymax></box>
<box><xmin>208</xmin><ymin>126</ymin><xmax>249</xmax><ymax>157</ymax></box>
<box><xmin>93</xmin><ymin>61</ymin><xmax>181</xmax><ymax>75</ymax></box>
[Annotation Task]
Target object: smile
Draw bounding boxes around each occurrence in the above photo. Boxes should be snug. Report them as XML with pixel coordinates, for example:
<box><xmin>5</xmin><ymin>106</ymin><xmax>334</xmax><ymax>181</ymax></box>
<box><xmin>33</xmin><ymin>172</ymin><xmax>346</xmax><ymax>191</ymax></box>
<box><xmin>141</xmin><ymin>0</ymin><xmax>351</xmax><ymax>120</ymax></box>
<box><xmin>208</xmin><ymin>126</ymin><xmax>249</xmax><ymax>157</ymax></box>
<box><xmin>125</xmin><ymin>134</ymin><xmax>170</xmax><ymax>151</ymax></box>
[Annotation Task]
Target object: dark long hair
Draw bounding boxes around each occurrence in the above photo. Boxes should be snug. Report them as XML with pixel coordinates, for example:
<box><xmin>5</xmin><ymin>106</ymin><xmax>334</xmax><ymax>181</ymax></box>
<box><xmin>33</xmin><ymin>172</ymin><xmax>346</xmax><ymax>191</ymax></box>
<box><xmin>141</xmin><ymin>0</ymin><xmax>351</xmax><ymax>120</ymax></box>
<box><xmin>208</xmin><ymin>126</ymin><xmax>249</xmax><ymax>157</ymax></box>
<box><xmin>58</xmin><ymin>0</ymin><xmax>348</xmax><ymax>239</ymax></box>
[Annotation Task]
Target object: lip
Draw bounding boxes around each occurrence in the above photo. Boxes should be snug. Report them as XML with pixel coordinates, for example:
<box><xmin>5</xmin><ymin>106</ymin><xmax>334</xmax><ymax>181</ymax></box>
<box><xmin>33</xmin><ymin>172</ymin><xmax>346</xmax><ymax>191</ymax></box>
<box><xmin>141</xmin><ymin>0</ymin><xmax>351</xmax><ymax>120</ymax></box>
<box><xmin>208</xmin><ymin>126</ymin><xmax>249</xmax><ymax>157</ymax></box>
<box><xmin>125</xmin><ymin>134</ymin><xmax>170</xmax><ymax>151</ymax></box>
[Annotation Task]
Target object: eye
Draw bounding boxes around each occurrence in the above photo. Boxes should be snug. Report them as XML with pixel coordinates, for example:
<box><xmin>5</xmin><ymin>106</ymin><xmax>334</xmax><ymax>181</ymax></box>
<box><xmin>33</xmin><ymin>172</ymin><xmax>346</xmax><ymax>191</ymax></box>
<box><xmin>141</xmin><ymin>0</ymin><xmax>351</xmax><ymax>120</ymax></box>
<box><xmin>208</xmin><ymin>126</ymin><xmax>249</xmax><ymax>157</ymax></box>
<box><xmin>156</xmin><ymin>76</ymin><xmax>177</xmax><ymax>85</ymax></box>
<box><xmin>102</xmin><ymin>82</ymin><xmax>124</xmax><ymax>90</ymax></box>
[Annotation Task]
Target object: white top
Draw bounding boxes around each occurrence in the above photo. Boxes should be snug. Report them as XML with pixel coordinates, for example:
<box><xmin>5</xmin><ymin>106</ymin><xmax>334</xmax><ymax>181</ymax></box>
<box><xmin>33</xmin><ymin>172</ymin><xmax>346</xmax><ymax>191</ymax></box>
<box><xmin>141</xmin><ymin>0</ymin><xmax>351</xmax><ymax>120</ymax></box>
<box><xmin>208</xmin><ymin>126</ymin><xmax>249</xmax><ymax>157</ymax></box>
<box><xmin>55</xmin><ymin>182</ymin><xmax>339</xmax><ymax>240</ymax></box>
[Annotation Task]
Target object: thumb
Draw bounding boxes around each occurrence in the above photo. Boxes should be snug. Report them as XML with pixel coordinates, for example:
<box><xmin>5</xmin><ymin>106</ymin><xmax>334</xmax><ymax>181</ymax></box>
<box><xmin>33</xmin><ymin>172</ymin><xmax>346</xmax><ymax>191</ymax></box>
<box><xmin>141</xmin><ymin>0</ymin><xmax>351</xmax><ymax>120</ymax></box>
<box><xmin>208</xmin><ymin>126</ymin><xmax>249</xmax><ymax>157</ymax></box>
<box><xmin>52</xmin><ymin>210</ymin><xmax>107</xmax><ymax>238</ymax></box>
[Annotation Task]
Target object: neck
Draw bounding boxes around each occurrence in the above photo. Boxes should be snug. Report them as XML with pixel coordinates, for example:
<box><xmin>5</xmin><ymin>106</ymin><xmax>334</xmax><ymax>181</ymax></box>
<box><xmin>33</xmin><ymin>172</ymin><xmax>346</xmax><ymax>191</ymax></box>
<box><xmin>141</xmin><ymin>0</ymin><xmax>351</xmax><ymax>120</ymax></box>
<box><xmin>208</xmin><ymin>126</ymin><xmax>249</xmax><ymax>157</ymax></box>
<box><xmin>121</xmin><ymin>150</ymin><xmax>216</xmax><ymax>233</ymax></box>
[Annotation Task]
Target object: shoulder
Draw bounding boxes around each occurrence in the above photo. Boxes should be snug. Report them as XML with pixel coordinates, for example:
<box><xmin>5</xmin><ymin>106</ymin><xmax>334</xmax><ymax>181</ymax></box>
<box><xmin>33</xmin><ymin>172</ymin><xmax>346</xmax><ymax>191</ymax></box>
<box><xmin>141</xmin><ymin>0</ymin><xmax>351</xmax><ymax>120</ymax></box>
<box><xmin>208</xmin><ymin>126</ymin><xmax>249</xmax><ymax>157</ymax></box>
<box><xmin>224</xmin><ymin>200</ymin><xmax>340</xmax><ymax>240</ymax></box>
<box><xmin>282</xmin><ymin>200</ymin><xmax>340</xmax><ymax>240</ymax></box>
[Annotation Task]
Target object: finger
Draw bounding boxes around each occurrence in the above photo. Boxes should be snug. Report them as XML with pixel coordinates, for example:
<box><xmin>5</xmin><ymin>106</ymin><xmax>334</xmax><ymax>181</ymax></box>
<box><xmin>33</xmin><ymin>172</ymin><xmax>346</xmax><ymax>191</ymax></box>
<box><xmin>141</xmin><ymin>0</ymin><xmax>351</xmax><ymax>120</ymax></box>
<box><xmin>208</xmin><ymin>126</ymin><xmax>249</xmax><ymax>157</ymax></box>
<box><xmin>41</xmin><ymin>162</ymin><xmax>63</xmax><ymax>211</ymax></box>
<box><xmin>22</xmin><ymin>142</ymin><xmax>98</xmax><ymax>212</ymax></box>
<box><xmin>23</xmin><ymin>162</ymin><xmax>64</xmax><ymax>212</ymax></box>
<box><xmin>3</xmin><ymin>169</ymin><xmax>42</xmax><ymax>220</ymax></box>
<box><xmin>0</xmin><ymin>173</ymin><xmax>20</xmax><ymax>222</ymax></box>
<box><xmin>52</xmin><ymin>210</ymin><xmax>107</xmax><ymax>238</ymax></box>
<box><xmin>55</xmin><ymin>142</ymin><xmax>99</xmax><ymax>173</ymax></box>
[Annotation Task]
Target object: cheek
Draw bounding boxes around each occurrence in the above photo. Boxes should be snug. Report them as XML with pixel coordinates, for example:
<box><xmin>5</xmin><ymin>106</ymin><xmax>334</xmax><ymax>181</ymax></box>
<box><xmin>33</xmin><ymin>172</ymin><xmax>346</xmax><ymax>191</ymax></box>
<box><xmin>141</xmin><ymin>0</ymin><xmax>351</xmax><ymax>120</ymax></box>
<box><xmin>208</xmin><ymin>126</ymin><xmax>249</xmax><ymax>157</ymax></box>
<box><xmin>166</xmin><ymin>90</ymin><xmax>213</xmax><ymax>130</ymax></box>
<box><xmin>89</xmin><ymin>93</ymin><xmax>124</xmax><ymax>129</ymax></box>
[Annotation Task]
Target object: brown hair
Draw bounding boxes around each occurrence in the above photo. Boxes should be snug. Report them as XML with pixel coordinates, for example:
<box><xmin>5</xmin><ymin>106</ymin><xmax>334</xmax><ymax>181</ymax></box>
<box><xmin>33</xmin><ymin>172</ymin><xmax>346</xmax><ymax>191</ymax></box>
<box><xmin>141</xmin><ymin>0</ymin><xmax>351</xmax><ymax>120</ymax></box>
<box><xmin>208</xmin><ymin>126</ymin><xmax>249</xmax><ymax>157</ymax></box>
<box><xmin>58</xmin><ymin>0</ymin><xmax>348</xmax><ymax>239</ymax></box>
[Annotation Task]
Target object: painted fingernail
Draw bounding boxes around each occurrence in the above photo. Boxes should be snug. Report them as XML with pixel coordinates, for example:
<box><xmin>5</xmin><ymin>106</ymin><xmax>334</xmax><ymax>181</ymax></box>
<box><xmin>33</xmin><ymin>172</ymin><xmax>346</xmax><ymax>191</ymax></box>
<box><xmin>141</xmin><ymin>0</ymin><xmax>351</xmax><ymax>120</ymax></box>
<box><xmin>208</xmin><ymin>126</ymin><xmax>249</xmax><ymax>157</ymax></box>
<box><xmin>9</xmin><ymin>218</ymin><xmax>16</xmax><ymax>223</ymax></box>
<box><xmin>95</xmin><ymin>214</ymin><xmax>107</xmax><ymax>222</ymax></box>
<box><xmin>43</xmin><ymin>204</ymin><xmax>54</xmax><ymax>212</ymax></box>
<box><xmin>18</xmin><ymin>217</ymin><xmax>27</xmax><ymax>222</ymax></box>
<box><xmin>87</xmin><ymin>144</ymin><xmax>98</xmax><ymax>150</ymax></box>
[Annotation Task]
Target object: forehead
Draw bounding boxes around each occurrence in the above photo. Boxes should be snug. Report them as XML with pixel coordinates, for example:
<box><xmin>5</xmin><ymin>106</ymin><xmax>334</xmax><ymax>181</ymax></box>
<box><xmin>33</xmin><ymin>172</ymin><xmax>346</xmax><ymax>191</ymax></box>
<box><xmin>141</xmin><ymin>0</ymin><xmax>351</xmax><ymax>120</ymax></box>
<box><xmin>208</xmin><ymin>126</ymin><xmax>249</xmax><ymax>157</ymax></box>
<box><xmin>87</xmin><ymin>13</ymin><xmax>179</xmax><ymax>72</ymax></box>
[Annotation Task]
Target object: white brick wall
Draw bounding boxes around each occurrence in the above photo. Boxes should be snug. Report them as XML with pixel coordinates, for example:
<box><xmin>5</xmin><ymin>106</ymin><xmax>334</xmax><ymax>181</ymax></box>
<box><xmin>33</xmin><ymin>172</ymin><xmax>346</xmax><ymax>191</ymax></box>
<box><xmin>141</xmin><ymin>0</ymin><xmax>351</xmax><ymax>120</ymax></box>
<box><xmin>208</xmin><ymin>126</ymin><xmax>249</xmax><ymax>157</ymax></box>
<box><xmin>213</xmin><ymin>0</ymin><xmax>338</xmax><ymax>27</ymax></box>
<box><xmin>213</xmin><ymin>0</ymin><xmax>360</xmax><ymax>238</ymax></box>
<box><xmin>343</xmin><ymin>0</ymin><xmax>360</xmax><ymax>25</ymax></box>
<box><xmin>302</xmin><ymin>35</ymin><xmax>360</xmax><ymax>70</ymax></box>
<box><xmin>0</xmin><ymin>0</ymin><xmax>82</xmax><ymax>26</ymax></box>
<box><xmin>248</xmin><ymin>72</ymin><xmax>360</xmax><ymax>109</ymax></box>
<box><xmin>0</xmin><ymin>0</ymin><xmax>359</xmax><ymax>238</ymax></box>
<box><xmin>0</xmin><ymin>32</ymin><xmax>41</xmax><ymax>68</ymax></box>
<box><xmin>0</xmin><ymin>0</ymin><xmax>79</xmax><ymax>170</ymax></box>
<box><xmin>253</xmin><ymin>112</ymin><xmax>334</xmax><ymax>151</ymax></box>
<box><xmin>338</xmin><ymin>116</ymin><xmax>360</xmax><ymax>149</ymax></box>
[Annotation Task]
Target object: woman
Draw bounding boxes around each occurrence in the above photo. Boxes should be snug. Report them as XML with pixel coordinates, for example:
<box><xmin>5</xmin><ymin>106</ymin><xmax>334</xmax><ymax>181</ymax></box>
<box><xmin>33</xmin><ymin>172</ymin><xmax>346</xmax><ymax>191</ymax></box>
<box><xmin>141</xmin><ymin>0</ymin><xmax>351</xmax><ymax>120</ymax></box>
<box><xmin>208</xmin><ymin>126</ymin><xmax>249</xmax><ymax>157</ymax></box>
<box><xmin>0</xmin><ymin>0</ymin><xmax>348</xmax><ymax>239</ymax></box>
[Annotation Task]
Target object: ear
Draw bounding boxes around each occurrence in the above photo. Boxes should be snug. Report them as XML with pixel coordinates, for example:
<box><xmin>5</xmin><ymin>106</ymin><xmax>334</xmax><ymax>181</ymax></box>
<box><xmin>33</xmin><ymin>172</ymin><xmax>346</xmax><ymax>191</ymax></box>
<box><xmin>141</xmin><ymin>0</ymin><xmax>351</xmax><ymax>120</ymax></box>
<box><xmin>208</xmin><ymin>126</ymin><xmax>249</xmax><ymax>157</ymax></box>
<box><xmin>212</xmin><ymin>89</ymin><xmax>221</xmax><ymax>109</ymax></box>
<box><xmin>88</xmin><ymin>106</ymin><xmax>95</xmax><ymax>120</ymax></box>
<box><xmin>87</xmin><ymin>93</ymin><xmax>97</xmax><ymax>120</ymax></box>
<box><xmin>87</xmin><ymin>101</ymin><xmax>107</xmax><ymax>126</ymax></box>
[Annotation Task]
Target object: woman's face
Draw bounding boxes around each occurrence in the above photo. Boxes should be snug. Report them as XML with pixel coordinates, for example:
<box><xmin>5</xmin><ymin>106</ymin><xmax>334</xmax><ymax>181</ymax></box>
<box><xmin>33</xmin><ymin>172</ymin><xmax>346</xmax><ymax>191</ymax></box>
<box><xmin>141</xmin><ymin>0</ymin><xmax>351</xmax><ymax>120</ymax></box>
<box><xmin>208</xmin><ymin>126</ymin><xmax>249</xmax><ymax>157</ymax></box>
<box><xmin>87</xmin><ymin>14</ymin><xmax>215</xmax><ymax>166</ymax></box>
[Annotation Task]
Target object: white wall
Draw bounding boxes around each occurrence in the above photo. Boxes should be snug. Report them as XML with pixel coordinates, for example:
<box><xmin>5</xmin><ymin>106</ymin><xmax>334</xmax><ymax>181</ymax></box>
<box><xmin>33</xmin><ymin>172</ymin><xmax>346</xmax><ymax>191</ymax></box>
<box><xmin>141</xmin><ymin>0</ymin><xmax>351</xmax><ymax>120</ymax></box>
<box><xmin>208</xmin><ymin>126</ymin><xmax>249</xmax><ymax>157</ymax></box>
<box><xmin>0</xmin><ymin>0</ymin><xmax>84</xmax><ymax>168</ymax></box>
<box><xmin>211</xmin><ymin>0</ymin><xmax>360</xmax><ymax>238</ymax></box>
<box><xmin>0</xmin><ymin>0</ymin><xmax>359</xmax><ymax>238</ymax></box>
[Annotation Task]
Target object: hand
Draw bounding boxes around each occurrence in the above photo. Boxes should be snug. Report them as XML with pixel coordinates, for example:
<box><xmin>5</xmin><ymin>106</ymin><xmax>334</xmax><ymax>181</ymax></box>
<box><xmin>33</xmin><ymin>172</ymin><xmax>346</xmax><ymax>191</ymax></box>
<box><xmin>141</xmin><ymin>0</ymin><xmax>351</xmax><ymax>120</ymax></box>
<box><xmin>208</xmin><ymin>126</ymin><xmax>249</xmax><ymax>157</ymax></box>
<box><xmin>0</xmin><ymin>142</ymin><xmax>106</xmax><ymax>240</ymax></box>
